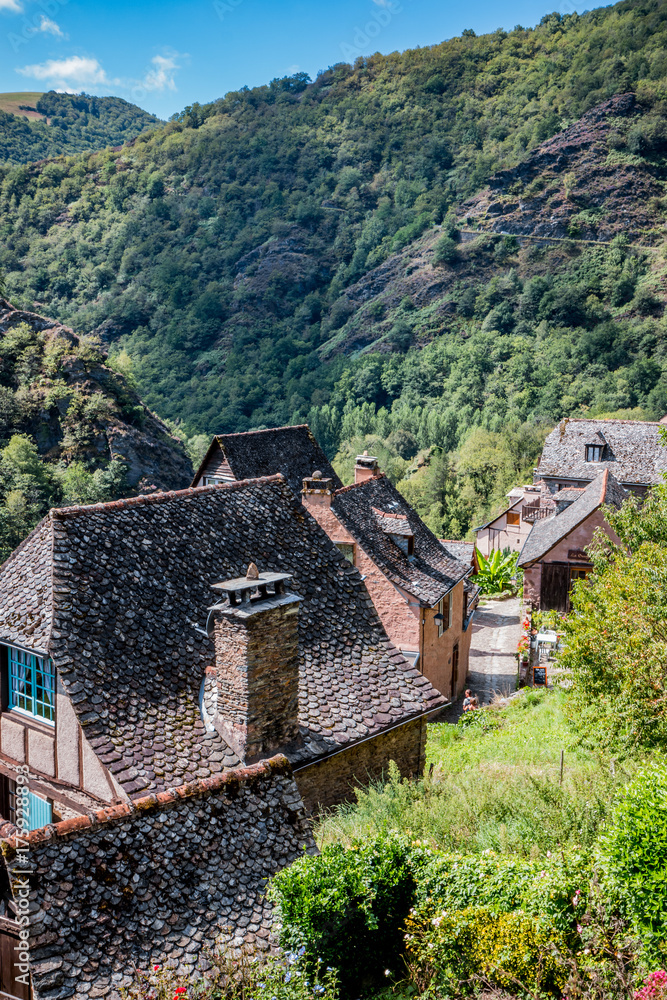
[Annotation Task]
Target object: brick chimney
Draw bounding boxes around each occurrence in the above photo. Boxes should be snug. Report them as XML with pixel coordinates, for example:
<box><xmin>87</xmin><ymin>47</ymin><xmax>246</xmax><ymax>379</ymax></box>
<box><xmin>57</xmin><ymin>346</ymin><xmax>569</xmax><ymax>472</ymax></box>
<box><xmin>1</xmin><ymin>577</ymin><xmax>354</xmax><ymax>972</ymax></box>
<box><xmin>207</xmin><ymin>564</ymin><xmax>301</xmax><ymax>763</ymax></box>
<box><xmin>302</xmin><ymin>469</ymin><xmax>335</xmax><ymax>509</ymax></box>
<box><xmin>355</xmin><ymin>450</ymin><xmax>379</xmax><ymax>484</ymax></box>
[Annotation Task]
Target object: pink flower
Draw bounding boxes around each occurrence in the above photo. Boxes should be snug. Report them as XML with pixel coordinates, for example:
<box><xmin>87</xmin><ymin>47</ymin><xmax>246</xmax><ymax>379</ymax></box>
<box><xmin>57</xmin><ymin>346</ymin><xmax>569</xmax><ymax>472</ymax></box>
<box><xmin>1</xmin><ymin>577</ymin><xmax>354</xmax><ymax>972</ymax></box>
<box><xmin>153</xmin><ymin>966</ymin><xmax>160</xmax><ymax>971</ymax></box>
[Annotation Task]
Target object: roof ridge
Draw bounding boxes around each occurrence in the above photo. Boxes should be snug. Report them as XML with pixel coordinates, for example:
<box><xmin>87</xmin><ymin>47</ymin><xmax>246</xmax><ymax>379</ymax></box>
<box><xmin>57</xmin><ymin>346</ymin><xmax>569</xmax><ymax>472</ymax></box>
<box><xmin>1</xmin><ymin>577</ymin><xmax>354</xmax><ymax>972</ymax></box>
<box><xmin>2</xmin><ymin>756</ymin><xmax>291</xmax><ymax>848</ymax></box>
<box><xmin>565</xmin><ymin>417</ymin><xmax>662</xmax><ymax>426</ymax></box>
<box><xmin>50</xmin><ymin>474</ymin><xmax>287</xmax><ymax>520</ymax></box>
<box><xmin>371</xmin><ymin>505</ymin><xmax>408</xmax><ymax>520</ymax></box>
<box><xmin>334</xmin><ymin>473</ymin><xmax>386</xmax><ymax>496</ymax></box>
<box><xmin>214</xmin><ymin>424</ymin><xmax>310</xmax><ymax>440</ymax></box>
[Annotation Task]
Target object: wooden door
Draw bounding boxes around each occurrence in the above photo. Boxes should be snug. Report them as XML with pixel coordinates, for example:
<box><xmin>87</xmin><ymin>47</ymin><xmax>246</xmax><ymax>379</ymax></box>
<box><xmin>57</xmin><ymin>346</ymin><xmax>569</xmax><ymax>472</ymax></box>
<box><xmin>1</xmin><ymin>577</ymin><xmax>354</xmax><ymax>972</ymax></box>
<box><xmin>0</xmin><ymin>917</ymin><xmax>30</xmax><ymax>1000</ymax></box>
<box><xmin>451</xmin><ymin>644</ymin><xmax>459</xmax><ymax>700</ymax></box>
<box><xmin>540</xmin><ymin>563</ymin><xmax>570</xmax><ymax>612</ymax></box>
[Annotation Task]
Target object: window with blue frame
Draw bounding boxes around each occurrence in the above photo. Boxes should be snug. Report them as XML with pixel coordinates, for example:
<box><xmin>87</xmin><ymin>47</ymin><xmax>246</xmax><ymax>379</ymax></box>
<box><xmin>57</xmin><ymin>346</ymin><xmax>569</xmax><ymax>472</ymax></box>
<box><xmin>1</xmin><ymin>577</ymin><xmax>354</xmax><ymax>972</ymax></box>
<box><xmin>7</xmin><ymin>645</ymin><xmax>55</xmax><ymax>724</ymax></box>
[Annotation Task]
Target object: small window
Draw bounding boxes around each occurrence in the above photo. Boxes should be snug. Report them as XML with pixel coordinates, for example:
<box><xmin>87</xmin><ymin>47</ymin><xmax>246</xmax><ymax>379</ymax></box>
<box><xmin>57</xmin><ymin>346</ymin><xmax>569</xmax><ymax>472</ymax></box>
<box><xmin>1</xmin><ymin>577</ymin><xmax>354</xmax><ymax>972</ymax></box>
<box><xmin>586</xmin><ymin>445</ymin><xmax>603</xmax><ymax>462</ymax></box>
<box><xmin>336</xmin><ymin>542</ymin><xmax>356</xmax><ymax>565</ymax></box>
<box><xmin>8</xmin><ymin>646</ymin><xmax>55</xmax><ymax>724</ymax></box>
<box><xmin>570</xmin><ymin>567</ymin><xmax>590</xmax><ymax>583</ymax></box>
<box><xmin>506</xmin><ymin>510</ymin><xmax>520</xmax><ymax>526</ymax></box>
<box><xmin>0</xmin><ymin>776</ymin><xmax>52</xmax><ymax>830</ymax></box>
<box><xmin>437</xmin><ymin>594</ymin><xmax>453</xmax><ymax>637</ymax></box>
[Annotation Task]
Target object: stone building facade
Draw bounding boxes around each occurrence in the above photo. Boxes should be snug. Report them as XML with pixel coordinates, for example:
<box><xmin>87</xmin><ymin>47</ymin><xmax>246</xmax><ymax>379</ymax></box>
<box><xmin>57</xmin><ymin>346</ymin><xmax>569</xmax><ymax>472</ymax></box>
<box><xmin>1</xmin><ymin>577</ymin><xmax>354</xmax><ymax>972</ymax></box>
<box><xmin>302</xmin><ymin>459</ymin><xmax>479</xmax><ymax>702</ymax></box>
<box><xmin>518</xmin><ymin>470</ymin><xmax>627</xmax><ymax>611</ymax></box>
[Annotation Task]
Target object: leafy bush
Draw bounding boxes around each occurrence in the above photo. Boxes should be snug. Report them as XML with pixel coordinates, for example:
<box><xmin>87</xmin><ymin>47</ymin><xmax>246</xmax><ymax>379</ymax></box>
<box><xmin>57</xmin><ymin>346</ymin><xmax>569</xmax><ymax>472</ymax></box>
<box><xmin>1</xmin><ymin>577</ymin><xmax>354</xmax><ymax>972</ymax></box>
<box><xmin>561</xmin><ymin>485</ymin><xmax>667</xmax><ymax>752</ymax></box>
<box><xmin>474</xmin><ymin>547</ymin><xmax>520</xmax><ymax>594</ymax></box>
<box><xmin>269</xmin><ymin>834</ymin><xmax>417</xmax><ymax>996</ymax></box>
<box><xmin>404</xmin><ymin>904</ymin><xmax>569</xmax><ymax>995</ymax></box>
<box><xmin>598</xmin><ymin>762</ymin><xmax>667</xmax><ymax>952</ymax></box>
<box><xmin>432</xmin><ymin>235</ymin><xmax>459</xmax><ymax>266</ymax></box>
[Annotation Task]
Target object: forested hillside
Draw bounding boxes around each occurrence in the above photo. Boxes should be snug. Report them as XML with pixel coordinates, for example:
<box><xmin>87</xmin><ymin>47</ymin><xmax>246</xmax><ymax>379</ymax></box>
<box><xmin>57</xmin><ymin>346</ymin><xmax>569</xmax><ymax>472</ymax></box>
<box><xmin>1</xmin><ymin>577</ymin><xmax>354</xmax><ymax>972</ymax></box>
<box><xmin>0</xmin><ymin>92</ymin><xmax>160</xmax><ymax>163</ymax></box>
<box><xmin>0</xmin><ymin>0</ymin><xmax>666</xmax><ymax>536</ymax></box>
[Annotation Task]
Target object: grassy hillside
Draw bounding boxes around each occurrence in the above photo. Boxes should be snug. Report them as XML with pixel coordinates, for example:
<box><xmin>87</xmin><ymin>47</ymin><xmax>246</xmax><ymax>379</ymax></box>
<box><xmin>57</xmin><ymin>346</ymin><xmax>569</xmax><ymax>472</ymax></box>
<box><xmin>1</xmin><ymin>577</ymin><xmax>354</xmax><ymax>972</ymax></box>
<box><xmin>0</xmin><ymin>92</ymin><xmax>45</xmax><ymax>120</ymax></box>
<box><xmin>0</xmin><ymin>0</ymin><xmax>666</xmax><ymax>462</ymax></box>
<box><xmin>0</xmin><ymin>91</ymin><xmax>160</xmax><ymax>164</ymax></box>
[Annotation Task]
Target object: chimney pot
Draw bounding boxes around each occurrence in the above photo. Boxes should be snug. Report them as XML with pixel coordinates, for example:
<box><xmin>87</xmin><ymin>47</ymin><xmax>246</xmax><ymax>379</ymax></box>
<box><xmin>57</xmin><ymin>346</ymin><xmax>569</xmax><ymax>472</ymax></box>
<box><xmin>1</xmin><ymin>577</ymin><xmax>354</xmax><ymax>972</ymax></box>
<box><xmin>207</xmin><ymin>570</ymin><xmax>301</xmax><ymax>762</ymax></box>
<box><xmin>354</xmin><ymin>452</ymin><xmax>379</xmax><ymax>484</ymax></box>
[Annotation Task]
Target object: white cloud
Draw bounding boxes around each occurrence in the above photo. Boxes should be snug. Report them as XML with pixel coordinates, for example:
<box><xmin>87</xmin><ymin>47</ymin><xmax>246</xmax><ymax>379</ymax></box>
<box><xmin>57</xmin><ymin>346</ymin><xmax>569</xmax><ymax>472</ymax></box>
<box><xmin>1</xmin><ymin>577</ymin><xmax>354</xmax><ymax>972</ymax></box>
<box><xmin>17</xmin><ymin>55</ymin><xmax>109</xmax><ymax>89</ymax></box>
<box><xmin>0</xmin><ymin>0</ymin><xmax>22</xmax><ymax>12</ymax></box>
<box><xmin>37</xmin><ymin>15</ymin><xmax>66</xmax><ymax>38</ymax></box>
<box><xmin>140</xmin><ymin>53</ymin><xmax>179</xmax><ymax>92</ymax></box>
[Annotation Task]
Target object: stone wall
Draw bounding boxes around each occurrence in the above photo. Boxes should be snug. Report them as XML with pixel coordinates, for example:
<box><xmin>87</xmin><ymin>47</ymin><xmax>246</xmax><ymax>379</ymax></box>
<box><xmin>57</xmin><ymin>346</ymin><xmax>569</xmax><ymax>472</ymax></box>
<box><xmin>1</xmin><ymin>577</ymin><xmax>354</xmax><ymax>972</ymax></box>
<box><xmin>211</xmin><ymin>597</ymin><xmax>301</xmax><ymax>761</ymax></box>
<box><xmin>421</xmin><ymin>580</ymin><xmax>472</xmax><ymax>700</ymax></box>
<box><xmin>303</xmin><ymin>498</ymin><xmax>420</xmax><ymax>652</ymax></box>
<box><xmin>0</xmin><ymin>757</ymin><xmax>315</xmax><ymax>1000</ymax></box>
<box><xmin>295</xmin><ymin>716</ymin><xmax>427</xmax><ymax>813</ymax></box>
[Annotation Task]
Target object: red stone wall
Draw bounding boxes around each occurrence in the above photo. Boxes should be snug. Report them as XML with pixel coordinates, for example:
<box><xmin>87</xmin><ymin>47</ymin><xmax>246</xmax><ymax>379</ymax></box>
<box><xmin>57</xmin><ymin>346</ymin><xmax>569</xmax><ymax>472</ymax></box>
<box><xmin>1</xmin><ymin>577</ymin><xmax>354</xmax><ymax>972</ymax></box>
<box><xmin>421</xmin><ymin>580</ymin><xmax>472</xmax><ymax>699</ymax></box>
<box><xmin>304</xmin><ymin>499</ymin><xmax>420</xmax><ymax>650</ymax></box>
<box><xmin>295</xmin><ymin>716</ymin><xmax>426</xmax><ymax>812</ymax></box>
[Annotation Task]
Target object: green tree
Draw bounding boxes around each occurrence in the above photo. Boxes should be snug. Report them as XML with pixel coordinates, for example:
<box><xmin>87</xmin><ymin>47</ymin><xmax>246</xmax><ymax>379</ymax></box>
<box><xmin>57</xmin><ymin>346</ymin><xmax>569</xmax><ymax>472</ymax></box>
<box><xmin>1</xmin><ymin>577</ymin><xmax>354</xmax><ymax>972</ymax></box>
<box><xmin>561</xmin><ymin>483</ymin><xmax>667</xmax><ymax>751</ymax></box>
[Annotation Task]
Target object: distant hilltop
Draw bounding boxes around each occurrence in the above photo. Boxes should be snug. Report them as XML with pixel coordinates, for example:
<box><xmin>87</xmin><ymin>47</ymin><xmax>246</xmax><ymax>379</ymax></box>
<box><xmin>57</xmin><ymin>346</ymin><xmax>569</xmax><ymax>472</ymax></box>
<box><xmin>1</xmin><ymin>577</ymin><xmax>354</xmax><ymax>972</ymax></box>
<box><xmin>0</xmin><ymin>90</ymin><xmax>161</xmax><ymax>165</ymax></box>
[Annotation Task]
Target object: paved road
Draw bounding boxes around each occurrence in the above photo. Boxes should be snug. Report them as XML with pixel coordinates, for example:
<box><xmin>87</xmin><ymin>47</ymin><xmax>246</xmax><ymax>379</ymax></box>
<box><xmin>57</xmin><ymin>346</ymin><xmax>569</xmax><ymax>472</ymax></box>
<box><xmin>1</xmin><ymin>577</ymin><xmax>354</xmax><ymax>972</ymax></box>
<box><xmin>440</xmin><ymin>596</ymin><xmax>522</xmax><ymax>722</ymax></box>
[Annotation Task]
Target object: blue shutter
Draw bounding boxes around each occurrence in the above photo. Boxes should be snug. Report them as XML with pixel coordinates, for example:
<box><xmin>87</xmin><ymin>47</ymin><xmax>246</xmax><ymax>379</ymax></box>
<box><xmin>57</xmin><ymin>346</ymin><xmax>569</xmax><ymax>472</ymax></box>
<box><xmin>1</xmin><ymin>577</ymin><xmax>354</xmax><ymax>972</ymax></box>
<box><xmin>26</xmin><ymin>793</ymin><xmax>52</xmax><ymax>831</ymax></box>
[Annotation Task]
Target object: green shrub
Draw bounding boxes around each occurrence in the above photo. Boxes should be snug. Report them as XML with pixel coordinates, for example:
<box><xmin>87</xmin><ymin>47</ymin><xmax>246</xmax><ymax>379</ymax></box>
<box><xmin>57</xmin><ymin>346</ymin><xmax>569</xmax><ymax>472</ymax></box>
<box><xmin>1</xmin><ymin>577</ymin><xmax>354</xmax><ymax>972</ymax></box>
<box><xmin>404</xmin><ymin>904</ymin><xmax>569</xmax><ymax>995</ymax></box>
<box><xmin>269</xmin><ymin>833</ymin><xmax>417</xmax><ymax>996</ymax></box>
<box><xmin>432</xmin><ymin>235</ymin><xmax>459</xmax><ymax>265</ymax></box>
<box><xmin>598</xmin><ymin>762</ymin><xmax>667</xmax><ymax>952</ymax></box>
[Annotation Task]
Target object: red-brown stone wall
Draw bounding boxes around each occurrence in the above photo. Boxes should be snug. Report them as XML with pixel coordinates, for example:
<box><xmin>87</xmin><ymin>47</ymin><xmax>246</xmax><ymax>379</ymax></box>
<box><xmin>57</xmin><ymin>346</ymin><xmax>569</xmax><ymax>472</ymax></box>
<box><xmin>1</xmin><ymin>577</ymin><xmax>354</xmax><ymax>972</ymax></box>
<box><xmin>421</xmin><ymin>580</ymin><xmax>472</xmax><ymax>700</ymax></box>
<box><xmin>295</xmin><ymin>716</ymin><xmax>427</xmax><ymax>813</ymax></box>
<box><xmin>304</xmin><ymin>499</ymin><xmax>420</xmax><ymax>650</ymax></box>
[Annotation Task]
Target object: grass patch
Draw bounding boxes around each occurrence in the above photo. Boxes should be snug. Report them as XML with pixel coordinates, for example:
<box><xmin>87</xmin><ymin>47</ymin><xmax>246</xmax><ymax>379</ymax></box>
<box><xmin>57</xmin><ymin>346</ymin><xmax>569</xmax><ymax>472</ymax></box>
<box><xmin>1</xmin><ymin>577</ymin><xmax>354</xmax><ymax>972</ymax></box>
<box><xmin>316</xmin><ymin>689</ymin><xmax>635</xmax><ymax>857</ymax></box>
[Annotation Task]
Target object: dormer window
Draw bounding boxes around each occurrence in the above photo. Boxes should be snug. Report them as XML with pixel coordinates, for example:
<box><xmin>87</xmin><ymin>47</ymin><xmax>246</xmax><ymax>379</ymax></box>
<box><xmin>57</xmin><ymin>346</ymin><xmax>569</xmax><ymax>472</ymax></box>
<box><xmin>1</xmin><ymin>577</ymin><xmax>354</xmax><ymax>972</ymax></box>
<box><xmin>586</xmin><ymin>445</ymin><xmax>604</xmax><ymax>462</ymax></box>
<box><xmin>389</xmin><ymin>533</ymin><xmax>414</xmax><ymax>556</ymax></box>
<box><xmin>6</xmin><ymin>645</ymin><xmax>55</xmax><ymax>724</ymax></box>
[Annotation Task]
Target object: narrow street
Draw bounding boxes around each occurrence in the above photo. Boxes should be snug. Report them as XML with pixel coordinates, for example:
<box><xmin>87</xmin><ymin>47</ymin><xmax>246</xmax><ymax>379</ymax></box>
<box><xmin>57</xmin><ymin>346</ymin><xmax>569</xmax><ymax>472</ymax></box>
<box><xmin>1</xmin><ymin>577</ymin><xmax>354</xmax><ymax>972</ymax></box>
<box><xmin>439</xmin><ymin>596</ymin><xmax>522</xmax><ymax>721</ymax></box>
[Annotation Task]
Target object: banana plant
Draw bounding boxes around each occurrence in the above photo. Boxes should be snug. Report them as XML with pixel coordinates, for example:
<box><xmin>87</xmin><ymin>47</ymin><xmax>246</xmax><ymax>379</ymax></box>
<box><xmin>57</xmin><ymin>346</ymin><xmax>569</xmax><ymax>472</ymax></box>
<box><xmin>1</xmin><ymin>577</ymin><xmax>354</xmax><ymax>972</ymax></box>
<box><xmin>475</xmin><ymin>547</ymin><xmax>520</xmax><ymax>594</ymax></box>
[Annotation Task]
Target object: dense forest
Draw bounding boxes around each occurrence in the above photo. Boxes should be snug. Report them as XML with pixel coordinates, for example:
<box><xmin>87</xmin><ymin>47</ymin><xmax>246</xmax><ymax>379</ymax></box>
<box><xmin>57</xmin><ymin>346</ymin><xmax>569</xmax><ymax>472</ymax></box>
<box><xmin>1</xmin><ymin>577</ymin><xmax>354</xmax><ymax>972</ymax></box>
<box><xmin>0</xmin><ymin>0</ymin><xmax>666</xmax><ymax>536</ymax></box>
<box><xmin>0</xmin><ymin>92</ymin><xmax>161</xmax><ymax>164</ymax></box>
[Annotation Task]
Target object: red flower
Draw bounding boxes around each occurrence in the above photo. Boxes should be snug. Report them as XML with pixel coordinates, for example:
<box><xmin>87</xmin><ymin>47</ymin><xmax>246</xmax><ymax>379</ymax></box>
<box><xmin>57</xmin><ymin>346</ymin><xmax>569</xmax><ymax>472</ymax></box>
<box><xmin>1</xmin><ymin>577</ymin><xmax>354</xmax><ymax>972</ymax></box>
<box><xmin>174</xmin><ymin>989</ymin><xmax>187</xmax><ymax>995</ymax></box>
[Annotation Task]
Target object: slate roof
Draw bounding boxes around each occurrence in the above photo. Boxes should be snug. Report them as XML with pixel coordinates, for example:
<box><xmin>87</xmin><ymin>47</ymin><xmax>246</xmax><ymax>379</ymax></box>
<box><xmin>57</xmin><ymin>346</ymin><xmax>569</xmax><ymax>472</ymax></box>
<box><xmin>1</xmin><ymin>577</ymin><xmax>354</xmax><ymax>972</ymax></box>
<box><xmin>518</xmin><ymin>470</ymin><xmax>628</xmax><ymax>567</ymax></box>
<box><xmin>0</xmin><ymin>477</ymin><xmax>443</xmax><ymax>800</ymax></box>
<box><xmin>537</xmin><ymin>418</ymin><xmax>667</xmax><ymax>486</ymax></box>
<box><xmin>192</xmin><ymin>425</ymin><xmax>342</xmax><ymax>496</ymax></box>
<box><xmin>331</xmin><ymin>475</ymin><xmax>470</xmax><ymax>606</ymax></box>
<box><xmin>440</xmin><ymin>540</ymin><xmax>476</xmax><ymax>568</ymax></box>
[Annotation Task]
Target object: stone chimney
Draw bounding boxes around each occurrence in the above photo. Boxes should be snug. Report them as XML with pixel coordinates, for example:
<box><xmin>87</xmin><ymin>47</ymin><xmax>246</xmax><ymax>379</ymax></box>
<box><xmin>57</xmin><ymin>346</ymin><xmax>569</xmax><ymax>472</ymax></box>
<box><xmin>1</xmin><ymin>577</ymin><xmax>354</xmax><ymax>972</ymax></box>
<box><xmin>207</xmin><ymin>564</ymin><xmax>301</xmax><ymax>763</ymax></box>
<box><xmin>355</xmin><ymin>450</ymin><xmax>379</xmax><ymax>484</ymax></box>
<box><xmin>302</xmin><ymin>469</ymin><xmax>335</xmax><ymax>509</ymax></box>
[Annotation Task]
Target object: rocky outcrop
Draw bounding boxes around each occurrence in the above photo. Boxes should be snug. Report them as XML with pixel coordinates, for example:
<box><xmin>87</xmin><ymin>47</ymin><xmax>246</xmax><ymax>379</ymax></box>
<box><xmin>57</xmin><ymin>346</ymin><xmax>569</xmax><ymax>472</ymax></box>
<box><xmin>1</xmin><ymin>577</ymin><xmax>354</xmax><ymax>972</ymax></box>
<box><xmin>0</xmin><ymin>298</ymin><xmax>193</xmax><ymax>491</ymax></box>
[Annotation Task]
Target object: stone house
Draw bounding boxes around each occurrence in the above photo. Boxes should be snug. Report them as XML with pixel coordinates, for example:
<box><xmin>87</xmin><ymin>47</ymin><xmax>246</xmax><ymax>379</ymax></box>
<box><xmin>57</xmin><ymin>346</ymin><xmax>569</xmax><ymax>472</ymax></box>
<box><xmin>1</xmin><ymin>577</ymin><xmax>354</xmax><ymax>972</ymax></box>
<box><xmin>302</xmin><ymin>457</ymin><xmax>479</xmax><ymax>701</ymax></box>
<box><xmin>474</xmin><ymin>484</ymin><xmax>542</xmax><ymax>556</ymax></box>
<box><xmin>536</xmin><ymin>418</ymin><xmax>667</xmax><ymax>498</ymax></box>
<box><xmin>192</xmin><ymin>424</ymin><xmax>342</xmax><ymax>495</ymax></box>
<box><xmin>518</xmin><ymin>470</ymin><xmax>628</xmax><ymax>611</ymax></box>
<box><xmin>0</xmin><ymin>475</ymin><xmax>444</xmax><ymax>998</ymax></box>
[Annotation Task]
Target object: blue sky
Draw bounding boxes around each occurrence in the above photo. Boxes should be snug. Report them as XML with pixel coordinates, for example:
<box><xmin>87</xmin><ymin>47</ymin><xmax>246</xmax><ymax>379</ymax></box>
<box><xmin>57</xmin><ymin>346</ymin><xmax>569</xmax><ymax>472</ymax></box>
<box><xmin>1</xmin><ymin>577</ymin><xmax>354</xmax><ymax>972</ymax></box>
<box><xmin>0</xmin><ymin>0</ymin><xmax>594</xmax><ymax>119</ymax></box>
